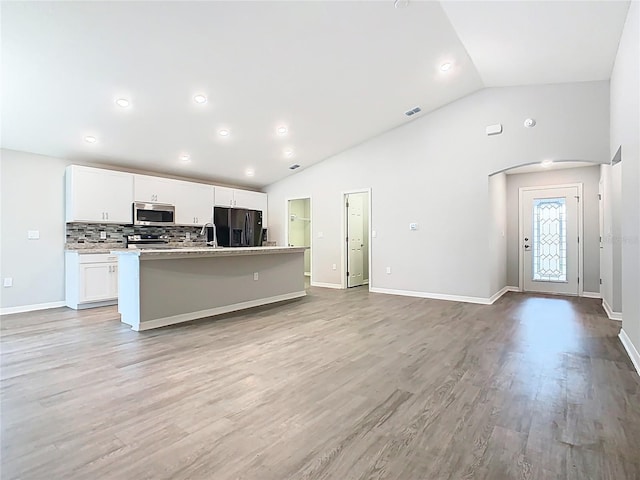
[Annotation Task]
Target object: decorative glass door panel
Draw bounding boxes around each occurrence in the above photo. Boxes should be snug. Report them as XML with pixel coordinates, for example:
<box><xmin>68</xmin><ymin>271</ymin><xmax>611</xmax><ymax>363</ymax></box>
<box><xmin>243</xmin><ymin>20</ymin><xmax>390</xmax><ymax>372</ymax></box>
<box><xmin>522</xmin><ymin>186</ymin><xmax>579</xmax><ymax>295</ymax></box>
<box><xmin>532</xmin><ymin>198</ymin><xmax>567</xmax><ymax>282</ymax></box>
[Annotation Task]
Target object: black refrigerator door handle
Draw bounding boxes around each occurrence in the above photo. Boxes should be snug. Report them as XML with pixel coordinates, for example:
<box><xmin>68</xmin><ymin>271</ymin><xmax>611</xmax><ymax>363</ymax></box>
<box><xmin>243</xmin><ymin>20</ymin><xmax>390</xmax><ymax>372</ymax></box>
<box><xmin>244</xmin><ymin>212</ymin><xmax>249</xmax><ymax>246</ymax></box>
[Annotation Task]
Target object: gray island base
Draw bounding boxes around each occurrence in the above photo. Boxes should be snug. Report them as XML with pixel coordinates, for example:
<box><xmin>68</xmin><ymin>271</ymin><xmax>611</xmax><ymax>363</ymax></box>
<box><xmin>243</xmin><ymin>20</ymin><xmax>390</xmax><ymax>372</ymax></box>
<box><xmin>113</xmin><ymin>247</ymin><xmax>307</xmax><ymax>331</ymax></box>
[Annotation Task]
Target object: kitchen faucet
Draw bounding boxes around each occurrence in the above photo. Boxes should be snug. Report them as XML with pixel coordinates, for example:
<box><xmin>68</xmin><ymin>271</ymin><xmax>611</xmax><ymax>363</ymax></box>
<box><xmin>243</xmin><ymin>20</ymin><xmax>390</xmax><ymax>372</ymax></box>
<box><xmin>200</xmin><ymin>222</ymin><xmax>218</xmax><ymax>247</ymax></box>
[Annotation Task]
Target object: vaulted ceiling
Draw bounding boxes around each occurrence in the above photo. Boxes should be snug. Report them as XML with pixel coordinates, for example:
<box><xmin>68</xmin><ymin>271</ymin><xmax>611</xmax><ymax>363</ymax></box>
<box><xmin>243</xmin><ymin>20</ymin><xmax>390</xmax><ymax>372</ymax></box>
<box><xmin>0</xmin><ymin>1</ymin><xmax>630</xmax><ymax>188</ymax></box>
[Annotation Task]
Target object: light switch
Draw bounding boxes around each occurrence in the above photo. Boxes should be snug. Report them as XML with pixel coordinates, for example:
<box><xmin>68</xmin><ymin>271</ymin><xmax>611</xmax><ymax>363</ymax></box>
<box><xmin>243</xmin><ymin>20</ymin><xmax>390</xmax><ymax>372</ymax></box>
<box><xmin>372</xmin><ymin>230</ymin><xmax>377</xmax><ymax>238</ymax></box>
<box><xmin>27</xmin><ymin>230</ymin><xmax>39</xmax><ymax>239</ymax></box>
<box><xmin>318</xmin><ymin>231</ymin><xmax>324</xmax><ymax>238</ymax></box>
<box><xmin>409</xmin><ymin>223</ymin><xmax>418</xmax><ymax>231</ymax></box>
<box><xmin>332</xmin><ymin>264</ymin><xmax>337</xmax><ymax>270</ymax></box>
<box><xmin>386</xmin><ymin>267</ymin><xmax>391</xmax><ymax>274</ymax></box>
<box><xmin>3</xmin><ymin>277</ymin><xmax>13</xmax><ymax>287</ymax></box>
<box><xmin>253</xmin><ymin>272</ymin><xmax>259</xmax><ymax>281</ymax></box>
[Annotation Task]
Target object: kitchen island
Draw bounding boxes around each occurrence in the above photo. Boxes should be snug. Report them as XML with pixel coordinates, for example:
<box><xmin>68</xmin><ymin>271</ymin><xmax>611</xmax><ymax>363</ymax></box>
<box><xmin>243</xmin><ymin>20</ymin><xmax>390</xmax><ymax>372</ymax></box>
<box><xmin>112</xmin><ymin>246</ymin><xmax>307</xmax><ymax>331</ymax></box>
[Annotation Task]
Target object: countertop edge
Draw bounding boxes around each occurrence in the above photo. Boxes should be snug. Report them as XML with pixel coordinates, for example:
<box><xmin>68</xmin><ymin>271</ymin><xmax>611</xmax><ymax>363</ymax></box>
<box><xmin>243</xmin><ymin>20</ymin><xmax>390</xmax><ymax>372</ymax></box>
<box><xmin>111</xmin><ymin>246</ymin><xmax>307</xmax><ymax>259</ymax></box>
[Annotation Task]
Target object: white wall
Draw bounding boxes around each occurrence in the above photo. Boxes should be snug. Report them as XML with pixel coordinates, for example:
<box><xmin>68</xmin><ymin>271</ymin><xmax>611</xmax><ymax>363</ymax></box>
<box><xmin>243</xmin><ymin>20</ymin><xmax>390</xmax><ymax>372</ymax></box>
<box><xmin>610</xmin><ymin>2</ymin><xmax>640</xmax><ymax>355</ymax></box>
<box><xmin>1</xmin><ymin>150</ymin><xmax>69</xmax><ymax>309</ymax></box>
<box><xmin>266</xmin><ymin>81</ymin><xmax>610</xmax><ymax>301</ymax></box>
<box><xmin>600</xmin><ymin>163</ymin><xmax>624</xmax><ymax>314</ymax></box>
<box><xmin>488</xmin><ymin>172</ymin><xmax>507</xmax><ymax>296</ymax></box>
<box><xmin>505</xmin><ymin>166</ymin><xmax>601</xmax><ymax>293</ymax></box>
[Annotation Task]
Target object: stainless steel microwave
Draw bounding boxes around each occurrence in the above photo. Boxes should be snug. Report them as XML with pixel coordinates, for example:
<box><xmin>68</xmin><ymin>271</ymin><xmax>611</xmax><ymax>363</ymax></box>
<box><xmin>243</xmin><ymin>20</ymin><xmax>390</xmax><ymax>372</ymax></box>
<box><xmin>133</xmin><ymin>202</ymin><xmax>175</xmax><ymax>226</ymax></box>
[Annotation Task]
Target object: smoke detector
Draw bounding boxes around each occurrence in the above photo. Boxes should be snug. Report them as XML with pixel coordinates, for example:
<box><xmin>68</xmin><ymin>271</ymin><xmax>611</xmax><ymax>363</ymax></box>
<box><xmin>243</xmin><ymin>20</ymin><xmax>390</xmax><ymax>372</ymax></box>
<box><xmin>394</xmin><ymin>0</ymin><xmax>409</xmax><ymax>8</ymax></box>
<box><xmin>524</xmin><ymin>118</ymin><xmax>536</xmax><ymax>128</ymax></box>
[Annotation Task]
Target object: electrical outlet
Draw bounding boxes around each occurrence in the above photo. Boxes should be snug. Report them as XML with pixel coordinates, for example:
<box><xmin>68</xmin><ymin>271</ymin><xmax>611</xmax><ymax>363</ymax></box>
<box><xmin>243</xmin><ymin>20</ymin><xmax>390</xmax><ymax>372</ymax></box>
<box><xmin>185</xmin><ymin>232</ymin><xmax>191</xmax><ymax>240</ymax></box>
<box><xmin>253</xmin><ymin>272</ymin><xmax>259</xmax><ymax>281</ymax></box>
<box><xmin>409</xmin><ymin>223</ymin><xmax>418</xmax><ymax>231</ymax></box>
<box><xmin>27</xmin><ymin>230</ymin><xmax>39</xmax><ymax>239</ymax></box>
<box><xmin>3</xmin><ymin>277</ymin><xmax>13</xmax><ymax>287</ymax></box>
<box><xmin>332</xmin><ymin>264</ymin><xmax>337</xmax><ymax>270</ymax></box>
<box><xmin>318</xmin><ymin>231</ymin><xmax>324</xmax><ymax>238</ymax></box>
<box><xmin>100</xmin><ymin>231</ymin><xmax>107</xmax><ymax>240</ymax></box>
<box><xmin>386</xmin><ymin>267</ymin><xmax>391</xmax><ymax>274</ymax></box>
<box><xmin>372</xmin><ymin>230</ymin><xmax>377</xmax><ymax>238</ymax></box>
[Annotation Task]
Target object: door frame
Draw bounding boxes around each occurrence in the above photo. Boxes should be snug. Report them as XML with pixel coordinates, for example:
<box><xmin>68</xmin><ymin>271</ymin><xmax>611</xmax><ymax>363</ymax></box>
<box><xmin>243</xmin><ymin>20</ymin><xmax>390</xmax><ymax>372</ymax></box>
<box><xmin>284</xmin><ymin>196</ymin><xmax>313</xmax><ymax>282</ymax></box>
<box><xmin>341</xmin><ymin>188</ymin><xmax>372</xmax><ymax>290</ymax></box>
<box><xmin>518</xmin><ymin>183</ymin><xmax>584</xmax><ymax>296</ymax></box>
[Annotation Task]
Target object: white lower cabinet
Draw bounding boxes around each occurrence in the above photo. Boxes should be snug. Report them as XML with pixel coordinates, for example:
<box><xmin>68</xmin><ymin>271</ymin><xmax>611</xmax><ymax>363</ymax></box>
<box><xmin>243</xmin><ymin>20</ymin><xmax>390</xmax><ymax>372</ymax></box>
<box><xmin>66</xmin><ymin>252</ymin><xmax>118</xmax><ymax>309</ymax></box>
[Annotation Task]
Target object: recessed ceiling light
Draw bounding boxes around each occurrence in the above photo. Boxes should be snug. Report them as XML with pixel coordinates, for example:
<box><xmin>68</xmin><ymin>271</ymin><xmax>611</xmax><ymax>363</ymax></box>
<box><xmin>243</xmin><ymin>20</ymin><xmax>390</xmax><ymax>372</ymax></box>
<box><xmin>284</xmin><ymin>149</ymin><xmax>294</xmax><ymax>158</ymax></box>
<box><xmin>179</xmin><ymin>154</ymin><xmax>190</xmax><ymax>162</ymax></box>
<box><xmin>193</xmin><ymin>94</ymin><xmax>207</xmax><ymax>104</ymax></box>
<box><xmin>218</xmin><ymin>129</ymin><xmax>230</xmax><ymax>137</ymax></box>
<box><xmin>115</xmin><ymin>98</ymin><xmax>130</xmax><ymax>108</ymax></box>
<box><xmin>84</xmin><ymin>136</ymin><xmax>97</xmax><ymax>143</ymax></box>
<box><xmin>440</xmin><ymin>62</ymin><xmax>452</xmax><ymax>72</ymax></box>
<box><xmin>541</xmin><ymin>159</ymin><xmax>553</xmax><ymax>168</ymax></box>
<box><xmin>245</xmin><ymin>168</ymin><xmax>255</xmax><ymax>177</ymax></box>
<box><xmin>277</xmin><ymin>126</ymin><xmax>288</xmax><ymax>135</ymax></box>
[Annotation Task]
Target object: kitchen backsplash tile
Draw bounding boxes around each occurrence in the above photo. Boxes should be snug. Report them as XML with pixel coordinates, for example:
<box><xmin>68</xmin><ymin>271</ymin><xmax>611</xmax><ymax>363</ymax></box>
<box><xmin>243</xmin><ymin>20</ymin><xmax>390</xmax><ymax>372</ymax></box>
<box><xmin>66</xmin><ymin>223</ymin><xmax>206</xmax><ymax>246</ymax></box>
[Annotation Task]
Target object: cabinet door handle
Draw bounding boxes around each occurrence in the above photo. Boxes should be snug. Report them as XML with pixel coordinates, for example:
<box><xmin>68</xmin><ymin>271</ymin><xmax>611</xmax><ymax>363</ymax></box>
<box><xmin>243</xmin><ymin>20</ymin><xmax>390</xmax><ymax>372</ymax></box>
<box><xmin>105</xmin><ymin>212</ymin><xmax>109</xmax><ymax>220</ymax></box>
<box><xmin>108</xmin><ymin>265</ymin><xmax>112</xmax><ymax>273</ymax></box>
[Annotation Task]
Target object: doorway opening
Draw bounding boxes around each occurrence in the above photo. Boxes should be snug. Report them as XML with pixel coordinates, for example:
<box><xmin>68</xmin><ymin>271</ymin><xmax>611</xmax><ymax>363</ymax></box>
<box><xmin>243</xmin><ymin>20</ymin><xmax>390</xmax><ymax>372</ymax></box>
<box><xmin>343</xmin><ymin>190</ymin><xmax>370</xmax><ymax>288</ymax></box>
<box><xmin>519</xmin><ymin>184</ymin><xmax>584</xmax><ymax>295</ymax></box>
<box><xmin>287</xmin><ymin>198</ymin><xmax>312</xmax><ymax>280</ymax></box>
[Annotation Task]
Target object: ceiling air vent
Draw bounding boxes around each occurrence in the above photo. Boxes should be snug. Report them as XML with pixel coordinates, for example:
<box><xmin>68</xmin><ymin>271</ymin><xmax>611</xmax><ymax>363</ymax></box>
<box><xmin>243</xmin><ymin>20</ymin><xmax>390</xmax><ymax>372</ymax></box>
<box><xmin>289</xmin><ymin>164</ymin><xmax>300</xmax><ymax>170</ymax></box>
<box><xmin>405</xmin><ymin>106</ymin><xmax>421</xmax><ymax>117</ymax></box>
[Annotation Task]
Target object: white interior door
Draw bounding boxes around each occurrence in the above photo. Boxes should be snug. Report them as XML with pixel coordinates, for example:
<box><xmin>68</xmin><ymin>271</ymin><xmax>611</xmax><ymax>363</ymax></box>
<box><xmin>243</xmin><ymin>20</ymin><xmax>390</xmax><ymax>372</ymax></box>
<box><xmin>521</xmin><ymin>186</ymin><xmax>580</xmax><ymax>295</ymax></box>
<box><xmin>347</xmin><ymin>193</ymin><xmax>365</xmax><ymax>288</ymax></box>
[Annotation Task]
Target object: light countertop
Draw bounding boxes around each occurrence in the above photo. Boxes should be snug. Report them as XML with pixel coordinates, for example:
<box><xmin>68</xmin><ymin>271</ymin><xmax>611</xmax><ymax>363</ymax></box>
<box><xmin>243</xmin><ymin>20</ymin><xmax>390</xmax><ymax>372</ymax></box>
<box><xmin>111</xmin><ymin>246</ymin><xmax>307</xmax><ymax>260</ymax></box>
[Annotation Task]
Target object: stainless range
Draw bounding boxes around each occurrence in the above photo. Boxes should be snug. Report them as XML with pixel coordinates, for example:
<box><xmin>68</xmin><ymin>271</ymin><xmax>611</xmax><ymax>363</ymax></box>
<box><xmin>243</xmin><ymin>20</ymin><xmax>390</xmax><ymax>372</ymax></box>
<box><xmin>126</xmin><ymin>234</ymin><xmax>172</xmax><ymax>249</ymax></box>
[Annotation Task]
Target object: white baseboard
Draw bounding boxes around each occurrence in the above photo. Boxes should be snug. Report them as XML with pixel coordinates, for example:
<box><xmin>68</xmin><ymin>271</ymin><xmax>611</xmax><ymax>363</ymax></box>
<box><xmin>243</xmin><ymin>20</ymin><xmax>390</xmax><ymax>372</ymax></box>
<box><xmin>370</xmin><ymin>285</ymin><xmax>521</xmax><ymax>306</ymax></box>
<box><xmin>136</xmin><ymin>291</ymin><xmax>307</xmax><ymax>331</ymax></box>
<box><xmin>619</xmin><ymin>329</ymin><xmax>640</xmax><ymax>376</ymax></box>
<box><xmin>0</xmin><ymin>301</ymin><xmax>66</xmax><ymax>316</ymax></box>
<box><xmin>370</xmin><ymin>287</ymin><xmax>492</xmax><ymax>305</ymax></box>
<box><xmin>582</xmin><ymin>291</ymin><xmax>601</xmax><ymax>299</ymax></box>
<box><xmin>488</xmin><ymin>286</ymin><xmax>520</xmax><ymax>304</ymax></box>
<box><xmin>310</xmin><ymin>282</ymin><xmax>343</xmax><ymax>289</ymax></box>
<box><xmin>602</xmin><ymin>298</ymin><xmax>622</xmax><ymax>321</ymax></box>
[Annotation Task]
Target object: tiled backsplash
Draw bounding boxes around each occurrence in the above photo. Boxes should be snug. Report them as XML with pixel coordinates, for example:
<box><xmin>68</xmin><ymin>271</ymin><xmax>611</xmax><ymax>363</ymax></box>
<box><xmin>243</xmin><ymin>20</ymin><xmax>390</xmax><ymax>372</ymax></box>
<box><xmin>66</xmin><ymin>223</ymin><xmax>206</xmax><ymax>246</ymax></box>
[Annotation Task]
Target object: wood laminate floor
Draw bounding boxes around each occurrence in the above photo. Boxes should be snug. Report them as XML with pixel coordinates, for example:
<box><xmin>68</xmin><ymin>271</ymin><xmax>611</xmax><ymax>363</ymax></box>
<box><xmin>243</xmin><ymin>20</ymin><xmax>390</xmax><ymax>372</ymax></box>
<box><xmin>1</xmin><ymin>288</ymin><xmax>639</xmax><ymax>479</ymax></box>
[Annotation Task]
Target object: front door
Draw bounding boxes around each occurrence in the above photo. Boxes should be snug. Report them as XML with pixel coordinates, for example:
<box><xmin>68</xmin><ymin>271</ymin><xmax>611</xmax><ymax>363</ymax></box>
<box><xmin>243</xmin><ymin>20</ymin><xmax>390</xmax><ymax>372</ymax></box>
<box><xmin>346</xmin><ymin>193</ymin><xmax>365</xmax><ymax>288</ymax></box>
<box><xmin>521</xmin><ymin>186</ymin><xmax>580</xmax><ymax>295</ymax></box>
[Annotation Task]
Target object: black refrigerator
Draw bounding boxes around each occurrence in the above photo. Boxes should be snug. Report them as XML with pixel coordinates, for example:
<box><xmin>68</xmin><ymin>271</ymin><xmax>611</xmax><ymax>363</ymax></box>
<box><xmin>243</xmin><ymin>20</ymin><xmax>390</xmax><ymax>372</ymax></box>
<box><xmin>214</xmin><ymin>207</ymin><xmax>263</xmax><ymax>247</ymax></box>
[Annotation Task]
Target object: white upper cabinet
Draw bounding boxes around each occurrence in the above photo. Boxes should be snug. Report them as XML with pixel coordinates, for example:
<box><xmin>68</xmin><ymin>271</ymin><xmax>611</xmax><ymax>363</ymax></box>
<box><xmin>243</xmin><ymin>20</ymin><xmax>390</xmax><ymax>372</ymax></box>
<box><xmin>213</xmin><ymin>187</ymin><xmax>268</xmax><ymax>226</ymax></box>
<box><xmin>134</xmin><ymin>175</ymin><xmax>180</xmax><ymax>204</ymax></box>
<box><xmin>65</xmin><ymin>165</ymin><xmax>133</xmax><ymax>223</ymax></box>
<box><xmin>233</xmin><ymin>189</ymin><xmax>267</xmax><ymax>212</ymax></box>
<box><xmin>174</xmin><ymin>181</ymin><xmax>214</xmax><ymax>226</ymax></box>
<box><xmin>213</xmin><ymin>186</ymin><xmax>235</xmax><ymax>207</ymax></box>
<box><xmin>66</xmin><ymin>165</ymin><xmax>268</xmax><ymax>228</ymax></box>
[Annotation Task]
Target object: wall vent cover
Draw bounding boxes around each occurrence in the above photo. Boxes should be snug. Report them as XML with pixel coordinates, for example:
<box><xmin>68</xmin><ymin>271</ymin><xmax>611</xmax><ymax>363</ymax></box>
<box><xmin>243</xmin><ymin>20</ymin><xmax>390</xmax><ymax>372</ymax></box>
<box><xmin>405</xmin><ymin>106</ymin><xmax>421</xmax><ymax>116</ymax></box>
